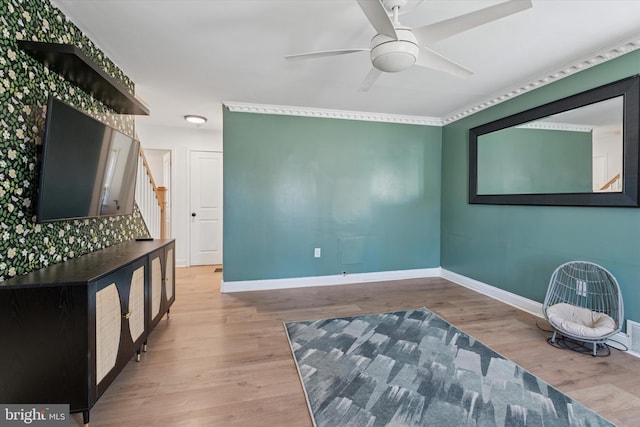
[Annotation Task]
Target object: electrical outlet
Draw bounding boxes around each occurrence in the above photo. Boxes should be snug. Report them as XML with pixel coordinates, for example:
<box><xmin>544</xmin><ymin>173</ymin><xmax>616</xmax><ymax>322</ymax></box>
<box><xmin>314</xmin><ymin>248</ymin><xmax>321</xmax><ymax>258</ymax></box>
<box><xmin>576</xmin><ymin>280</ymin><xmax>587</xmax><ymax>297</ymax></box>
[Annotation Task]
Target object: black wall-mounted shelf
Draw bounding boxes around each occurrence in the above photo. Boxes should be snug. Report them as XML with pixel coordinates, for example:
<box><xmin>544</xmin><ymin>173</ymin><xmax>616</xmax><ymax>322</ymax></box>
<box><xmin>18</xmin><ymin>40</ymin><xmax>150</xmax><ymax>115</ymax></box>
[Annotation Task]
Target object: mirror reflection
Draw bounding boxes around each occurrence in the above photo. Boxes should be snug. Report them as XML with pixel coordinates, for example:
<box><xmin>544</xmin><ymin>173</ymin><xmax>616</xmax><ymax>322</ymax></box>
<box><xmin>476</xmin><ymin>97</ymin><xmax>623</xmax><ymax>195</ymax></box>
<box><xmin>469</xmin><ymin>75</ymin><xmax>639</xmax><ymax>207</ymax></box>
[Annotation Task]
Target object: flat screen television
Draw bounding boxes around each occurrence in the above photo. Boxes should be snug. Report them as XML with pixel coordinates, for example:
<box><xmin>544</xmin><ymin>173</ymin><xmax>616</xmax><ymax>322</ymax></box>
<box><xmin>37</xmin><ymin>96</ymin><xmax>140</xmax><ymax>223</ymax></box>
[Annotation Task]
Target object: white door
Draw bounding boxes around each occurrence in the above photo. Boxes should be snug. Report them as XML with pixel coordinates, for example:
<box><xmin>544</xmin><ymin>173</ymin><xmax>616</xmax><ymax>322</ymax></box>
<box><xmin>189</xmin><ymin>151</ymin><xmax>223</xmax><ymax>265</ymax></box>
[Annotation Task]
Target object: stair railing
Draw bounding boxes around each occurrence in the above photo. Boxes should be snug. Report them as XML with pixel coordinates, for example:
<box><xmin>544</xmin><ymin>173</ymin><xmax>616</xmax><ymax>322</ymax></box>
<box><xmin>135</xmin><ymin>148</ymin><xmax>168</xmax><ymax>239</ymax></box>
<box><xmin>599</xmin><ymin>172</ymin><xmax>621</xmax><ymax>192</ymax></box>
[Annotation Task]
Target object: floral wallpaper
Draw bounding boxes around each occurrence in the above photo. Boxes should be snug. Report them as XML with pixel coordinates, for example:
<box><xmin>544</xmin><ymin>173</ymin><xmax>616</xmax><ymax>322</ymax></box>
<box><xmin>0</xmin><ymin>0</ymin><xmax>149</xmax><ymax>282</ymax></box>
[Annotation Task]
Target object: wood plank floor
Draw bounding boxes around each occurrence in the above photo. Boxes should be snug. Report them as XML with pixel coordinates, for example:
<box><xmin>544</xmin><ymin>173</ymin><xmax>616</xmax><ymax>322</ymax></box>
<box><xmin>73</xmin><ymin>266</ymin><xmax>640</xmax><ymax>426</ymax></box>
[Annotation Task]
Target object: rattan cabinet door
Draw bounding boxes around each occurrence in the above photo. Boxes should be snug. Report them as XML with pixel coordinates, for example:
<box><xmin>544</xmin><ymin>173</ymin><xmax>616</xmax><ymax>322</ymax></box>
<box><xmin>164</xmin><ymin>244</ymin><xmax>175</xmax><ymax>304</ymax></box>
<box><xmin>148</xmin><ymin>241</ymin><xmax>175</xmax><ymax>333</ymax></box>
<box><xmin>94</xmin><ymin>257</ymin><xmax>148</xmax><ymax>397</ymax></box>
<box><xmin>150</xmin><ymin>253</ymin><xmax>163</xmax><ymax>323</ymax></box>
<box><xmin>95</xmin><ymin>283</ymin><xmax>122</xmax><ymax>385</ymax></box>
<box><xmin>128</xmin><ymin>265</ymin><xmax>145</xmax><ymax>343</ymax></box>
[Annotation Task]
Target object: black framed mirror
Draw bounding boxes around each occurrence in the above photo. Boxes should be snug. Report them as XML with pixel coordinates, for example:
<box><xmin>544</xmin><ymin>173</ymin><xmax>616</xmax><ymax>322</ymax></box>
<box><xmin>469</xmin><ymin>75</ymin><xmax>640</xmax><ymax>207</ymax></box>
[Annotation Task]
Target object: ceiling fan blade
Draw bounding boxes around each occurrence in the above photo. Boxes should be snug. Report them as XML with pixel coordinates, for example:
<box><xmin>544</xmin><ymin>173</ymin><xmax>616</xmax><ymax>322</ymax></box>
<box><xmin>285</xmin><ymin>48</ymin><xmax>369</xmax><ymax>61</ymax></box>
<box><xmin>359</xmin><ymin>67</ymin><xmax>382</xmax><ymax>92</ymax></box>
<box><xmin>357</xmin><ymin>0</ymin><xmax>398</xmax><ymax>39</ymax></box>
<box><xmin>415</xmin><ymin>47</ymin><xmax>473</xmax><ymax>78</ymax></box>
<box><xmin>413</xmin><ymin>0</ymin><xmax>532</xmax><ymax>44</ymax></box>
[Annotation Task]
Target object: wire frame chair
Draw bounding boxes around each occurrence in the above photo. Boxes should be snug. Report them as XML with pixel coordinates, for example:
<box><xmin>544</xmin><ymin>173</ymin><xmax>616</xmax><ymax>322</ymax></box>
<box><xmin>543</xmin><ymin>261</ymin><xmax>624</xmax><ymax>356</ymax></box>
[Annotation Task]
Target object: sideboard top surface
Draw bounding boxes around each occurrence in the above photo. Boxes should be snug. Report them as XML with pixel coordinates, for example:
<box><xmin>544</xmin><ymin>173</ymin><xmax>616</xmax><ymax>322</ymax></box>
<box><xmin>0</xmin><ymin>239</ymin><xmax>175</xmax><ymax>289</ymax></box>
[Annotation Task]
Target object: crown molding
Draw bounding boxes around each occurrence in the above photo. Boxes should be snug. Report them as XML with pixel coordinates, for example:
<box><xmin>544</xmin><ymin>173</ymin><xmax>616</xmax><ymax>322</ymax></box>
<box><xmin>223</xmin><ymin>101</ymin><xmax>443</xmax><ymax>126</ymax></box>
<box><xmin>441</xmin><ymin>37</ymin><xmax>640</xmax><ymax>125</ymax></box>
<box><xmin>226</xmin><ymin>37</ymin><xmax>640</xmax><ymax>127</ymax></box>
<box><xmin>516</xmin><ymin>122</ymin><xmax>593</xmax><ymax>132</ymax></box>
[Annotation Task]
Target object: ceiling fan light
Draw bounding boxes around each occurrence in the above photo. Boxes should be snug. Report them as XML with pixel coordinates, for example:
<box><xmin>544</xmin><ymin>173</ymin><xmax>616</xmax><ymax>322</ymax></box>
<box><xmin>184</xmin><ymin>115</ymin><xmax>207</xmax><ymax>125</ymax></box>
<box><xmin>370</xmin><ymin>29</ymin><xmax>419</xmax><ymax>73</ymax></box>
<box><xmin>372</xmin><ymin>50</ymin><xmax>417</xmax><ymax>72</ymax></box>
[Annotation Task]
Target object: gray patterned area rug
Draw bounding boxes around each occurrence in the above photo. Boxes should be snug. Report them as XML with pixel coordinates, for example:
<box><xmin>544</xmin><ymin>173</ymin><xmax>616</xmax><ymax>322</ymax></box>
<box><xmin>284</xmin><ymin>308</ymin><xmax>613</xmax><ymax>427</ymax></box>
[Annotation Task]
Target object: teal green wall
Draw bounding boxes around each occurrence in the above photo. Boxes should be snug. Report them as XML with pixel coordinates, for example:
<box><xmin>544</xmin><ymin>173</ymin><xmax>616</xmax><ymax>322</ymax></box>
<box><xmin>223</xmin><ymin>111</ymin><xmax>442</xmax><ymax>281</ymax></box>
<box><xmin>477</xmin><ymin>128</ymin><xmax>592</xmax><ymax>194</ymax></box>
<box><xmin>441</xmin><ymin>48</ymin><xmax>640</xmax><ymax>322</ymax></box>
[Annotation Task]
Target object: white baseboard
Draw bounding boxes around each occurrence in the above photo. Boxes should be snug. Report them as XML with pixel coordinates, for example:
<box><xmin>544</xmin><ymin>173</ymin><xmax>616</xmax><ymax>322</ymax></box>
<box><xmin>220</xmin><ymin>266</ymin><xmax>635</xmax><ymax>357</ymax></box>
<box><xmin>439</xmin><ymin>269</ymin><xmax>631</xmax><ymax>355</ymax></box>
<box><xmin>439</xmin><ymin>269</ymin><xmax>544</xmax><ymax>318</ymax></box>
<box><xmin>220</xmin><ymin>267</ymin><xmax>441</xmax><ymax>293</ymax></box>
<box><xmin>606</xmin><ymin>332</ymin><xmax>629</xmax><ymax>351</ymax></box>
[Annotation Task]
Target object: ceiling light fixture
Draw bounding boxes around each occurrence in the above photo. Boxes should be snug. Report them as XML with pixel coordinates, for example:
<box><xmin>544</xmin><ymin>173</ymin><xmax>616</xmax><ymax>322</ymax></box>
<box><xmin>184</xmin><ymin>115</ymin><xmax>207</xmax><ymax>125</ymax></box>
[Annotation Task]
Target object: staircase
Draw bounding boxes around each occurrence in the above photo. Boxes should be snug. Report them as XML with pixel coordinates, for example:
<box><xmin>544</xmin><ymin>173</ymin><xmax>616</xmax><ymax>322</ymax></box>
<box><xmin>599</xmin><ymin>172</ymin><xmax>621</xmax><ymax>192</ymax></box>
<box><xmin>136</xmin><ymin>148</ymin><xmax>168</xmax><ymax>239</ymax></box>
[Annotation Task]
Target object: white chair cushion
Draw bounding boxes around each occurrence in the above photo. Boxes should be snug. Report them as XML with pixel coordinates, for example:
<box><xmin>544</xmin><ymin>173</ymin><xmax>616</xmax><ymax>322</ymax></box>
<box><xmin>546</xmin><ymin>303</ymin><xmax>616</xmax><ymax>338</ymax></box>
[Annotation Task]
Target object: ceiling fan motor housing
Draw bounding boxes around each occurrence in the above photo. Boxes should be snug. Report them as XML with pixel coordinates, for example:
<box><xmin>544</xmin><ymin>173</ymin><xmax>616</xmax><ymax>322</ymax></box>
<box><xmin>370</xmin><ymin>28</ymin><xmax>419</xmax><ymax>73</ymax></box>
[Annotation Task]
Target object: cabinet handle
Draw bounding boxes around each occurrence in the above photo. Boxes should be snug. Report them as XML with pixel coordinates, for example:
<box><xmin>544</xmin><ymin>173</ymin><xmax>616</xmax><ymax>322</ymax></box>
<box><xmin>123</xmin><ymin>312</ymin><xmax>132</xmax><ymax>319</ymax></box>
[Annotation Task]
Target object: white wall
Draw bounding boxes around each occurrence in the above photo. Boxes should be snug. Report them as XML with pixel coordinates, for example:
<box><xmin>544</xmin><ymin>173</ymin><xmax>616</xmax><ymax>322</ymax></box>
<box><xmin>144</xmin><ymin>149</ymin><xmax>168</xmax><ymax>185</ymax></box>
<box><xmin>592</xmin><ymin>124</ymin><xmax>623</xmax><ymax>191</ymax></box>
<box><xmin>135</xmin><ymin>121</ymin><xmax>222</xmax><ymax>267</ymax></box>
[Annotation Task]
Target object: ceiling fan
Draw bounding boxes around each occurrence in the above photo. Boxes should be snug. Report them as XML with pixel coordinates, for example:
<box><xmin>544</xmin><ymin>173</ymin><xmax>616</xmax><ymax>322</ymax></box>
<box><xmin>285</xmin><ymin>0</ymin><xmax>532</xmax><ymax>91</ymax></box>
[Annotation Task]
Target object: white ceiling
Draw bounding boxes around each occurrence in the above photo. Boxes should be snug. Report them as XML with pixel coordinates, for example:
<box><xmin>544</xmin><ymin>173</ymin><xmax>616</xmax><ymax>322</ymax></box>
<box><xmin>51</xmin><ymin>0</ymin><xmax>640</xmax><ymax>131</ymax></box>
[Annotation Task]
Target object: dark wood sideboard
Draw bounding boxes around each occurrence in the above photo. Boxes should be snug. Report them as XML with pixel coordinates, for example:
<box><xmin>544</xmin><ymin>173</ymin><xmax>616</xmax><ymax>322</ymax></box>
<box><xmin>0</xmin><ymin>239</ymin><xmax>175</xmax><ymax>426</ymax></box>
